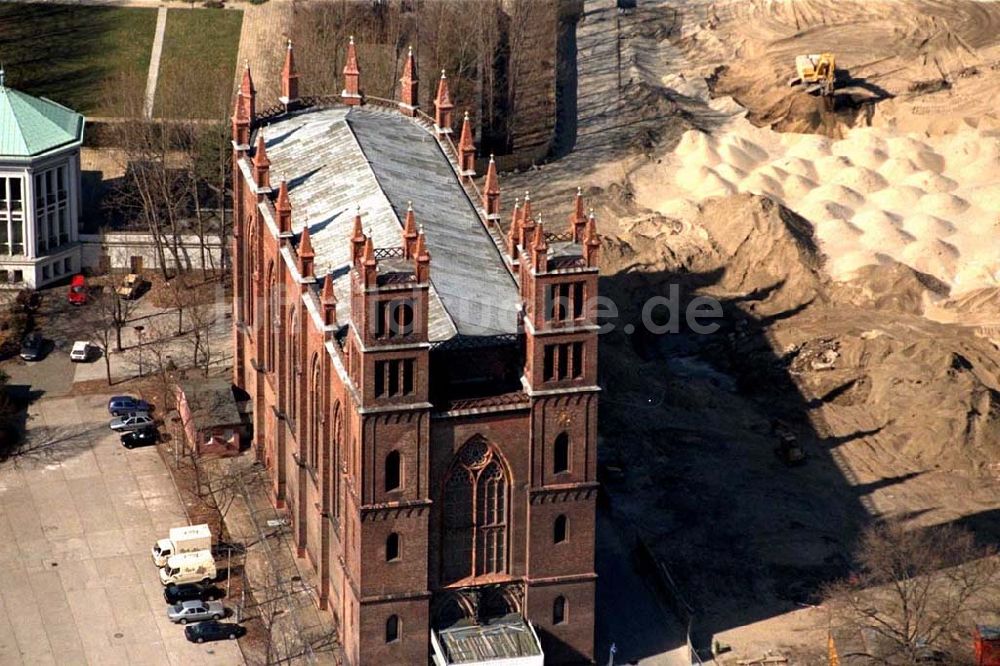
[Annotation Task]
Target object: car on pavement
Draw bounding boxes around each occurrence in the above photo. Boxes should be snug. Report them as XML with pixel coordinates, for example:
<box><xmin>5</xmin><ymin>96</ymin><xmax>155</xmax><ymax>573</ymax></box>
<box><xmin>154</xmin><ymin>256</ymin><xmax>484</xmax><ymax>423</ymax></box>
<box><xmin>107</xmin><ymin>396</ymin><xmax>151</xmax><ymax>416</ymax></box>
<box><xmin>109</xmin><ymin>412</ymin><xmax>154</xmax><ymax>432</ymax></box>
<box><xmin>70</xmin><ymin>341</ymin><xmax>96</xmax><ymax>362</ymax></box>
<box><xmin>167</xmin><ymin>599</ymin><xmax>226</xmax><ymax>624</ymax></box>
<box><xmin>120</xmin><ymin>427</ymin><xmax>158</xmax><ymax>449</ymax></box>
<box><xmin>19</xmin><ymin>332</ymin><xmax>44</xmax><ymax>361</ymax></box>
<box><xmin>163</xmin><ymin>582</ymin><xmax>224</xmax><ymax>605</ymax></box>
<box><xmin>67</xmin><ymin>274</ymin><xmax>88</xmax><ymax>305</ymax></box>
<box><xmin>184</xmin><ymin>620</ymin><xmax>245</xmax><ymax>643</ymax></box>
<box><xmin>116</xmin><ymin>273</ymin><xmax>147</xmax><ymax>300</ymax></box>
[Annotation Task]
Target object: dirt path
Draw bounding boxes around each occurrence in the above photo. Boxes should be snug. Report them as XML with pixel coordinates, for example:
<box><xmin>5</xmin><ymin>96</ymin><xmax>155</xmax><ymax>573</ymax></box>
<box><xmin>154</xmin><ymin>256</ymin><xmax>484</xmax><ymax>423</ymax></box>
<box><xmin>234</xmin><ymin>0</ymin><xmax>293</xmax><ymax>109</ymax></box>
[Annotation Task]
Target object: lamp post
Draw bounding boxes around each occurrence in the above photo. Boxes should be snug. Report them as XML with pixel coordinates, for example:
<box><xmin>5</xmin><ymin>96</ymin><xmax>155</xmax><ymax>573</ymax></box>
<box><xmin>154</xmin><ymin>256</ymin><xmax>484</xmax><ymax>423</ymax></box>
<box><xmin>134</xmin><ymin>325</ymin><xmax>145</xmax><ymax>376</ymax></box>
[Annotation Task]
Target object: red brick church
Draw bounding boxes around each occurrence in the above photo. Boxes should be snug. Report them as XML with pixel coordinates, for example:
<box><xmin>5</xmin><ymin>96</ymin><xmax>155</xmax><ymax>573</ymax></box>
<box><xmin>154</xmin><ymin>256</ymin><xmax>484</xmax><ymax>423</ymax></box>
<box><xmin>231</xmin><ymin>38</ymin><xmax>600</xmax><ymax>665</ymax></box>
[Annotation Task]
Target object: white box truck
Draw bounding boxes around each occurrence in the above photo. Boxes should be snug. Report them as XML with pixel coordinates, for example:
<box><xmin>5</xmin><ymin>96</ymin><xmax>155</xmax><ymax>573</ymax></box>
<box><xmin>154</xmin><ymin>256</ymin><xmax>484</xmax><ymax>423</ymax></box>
<box><xmin>152</xmin><ymin>524</ymin><xmax>212</xmax><ymax>567</ymax></box>
<box><xmin>159</xmin><ymin>550</ymin><xmax>217</xmax><ymax>586</ymax></box>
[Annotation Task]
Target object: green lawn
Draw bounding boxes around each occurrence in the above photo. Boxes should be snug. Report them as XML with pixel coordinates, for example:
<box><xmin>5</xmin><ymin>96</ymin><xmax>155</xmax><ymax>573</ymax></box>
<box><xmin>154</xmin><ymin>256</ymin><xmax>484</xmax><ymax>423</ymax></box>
<box><xmin>154</xmin><ymin>8</ymin><xmax>244</xmax><ymax>119</ymax></box>
<box><xmin>0</xmin><ymin>5</ymin><xmax>157</xmax><ymax>116</ymax></box>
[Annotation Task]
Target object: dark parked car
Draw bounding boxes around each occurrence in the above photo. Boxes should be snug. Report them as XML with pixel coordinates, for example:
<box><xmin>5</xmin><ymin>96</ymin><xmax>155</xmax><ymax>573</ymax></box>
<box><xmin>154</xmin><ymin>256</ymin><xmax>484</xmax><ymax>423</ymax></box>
<box><xmin>19</xmin><ymin>332</ymin><xmax>44</xmax><ymax>361</ymax></box>
<box><xmin>184</xmin><ymin>620</ymin><xmax>245</xmax><ymax>643</ymax></box>
<box><xmin>120</xmin><ymin>428</ymin><xmax>158</xmax><ymax>449</ymax></box>
<box><xmin>163</xmin><ymin>582</ymin><xmax>224</xmax><ymax>605</ymax></box>
<box><xmin>107</xmin><ymin>396</ymin><xmax>151</xmax><ymax>416</ymax></box>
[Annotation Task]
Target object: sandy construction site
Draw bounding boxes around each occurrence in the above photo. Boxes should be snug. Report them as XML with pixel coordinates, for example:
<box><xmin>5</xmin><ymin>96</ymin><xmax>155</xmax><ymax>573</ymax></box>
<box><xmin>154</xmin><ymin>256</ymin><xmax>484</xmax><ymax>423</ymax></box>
<box><xmin>503</xmin><ymin>0</ymin><xmax>1000</xmax><ymax>662</ymax></box>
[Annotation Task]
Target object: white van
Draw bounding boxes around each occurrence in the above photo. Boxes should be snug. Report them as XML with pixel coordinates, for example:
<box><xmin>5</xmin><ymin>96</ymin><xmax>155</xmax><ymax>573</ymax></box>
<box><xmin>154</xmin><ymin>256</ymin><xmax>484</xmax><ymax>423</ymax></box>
<box><xmin>152</xmin><ymin>524</ymin><xmax>212</xmax><ymax>567</ymax></box>
<box><xmin>159</xmin><ymin>550</ymin><xmax>217</xmax><ymax>586</ymax></box>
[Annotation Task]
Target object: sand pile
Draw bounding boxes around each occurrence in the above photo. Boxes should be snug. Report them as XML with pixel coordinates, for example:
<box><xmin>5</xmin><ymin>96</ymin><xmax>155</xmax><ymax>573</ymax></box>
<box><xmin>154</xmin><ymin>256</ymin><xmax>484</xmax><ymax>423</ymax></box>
<box><xmin>690</xmin><ymin>194</ymin><xmax>826</xmax><ymax>314</ymax></box>
<box><xmin>633</xmin><ymin>120</ymin><xmax>1000</xmax><ymax>299</ymax></box>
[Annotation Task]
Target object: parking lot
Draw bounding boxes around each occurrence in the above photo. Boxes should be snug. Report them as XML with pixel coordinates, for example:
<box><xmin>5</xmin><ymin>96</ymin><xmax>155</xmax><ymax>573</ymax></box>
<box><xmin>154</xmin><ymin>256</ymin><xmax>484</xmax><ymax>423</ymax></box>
<box><xmin>0</xmin><ymin>388</ymin><xmax>243</xmax><ymax>665</ymax></box>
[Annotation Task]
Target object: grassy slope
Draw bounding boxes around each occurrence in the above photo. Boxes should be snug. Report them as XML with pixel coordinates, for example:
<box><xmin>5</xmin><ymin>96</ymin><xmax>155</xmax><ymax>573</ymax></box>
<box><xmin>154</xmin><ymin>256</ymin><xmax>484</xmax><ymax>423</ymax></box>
<box><xmin>0</xmin><ymin>5</ymin><xmax>157</xmax><ymax>115</ymax></box>
<box><xmin>154</xmin><ymin>9</ymin><xmax>244</xmax><ymax>119</ymax></box>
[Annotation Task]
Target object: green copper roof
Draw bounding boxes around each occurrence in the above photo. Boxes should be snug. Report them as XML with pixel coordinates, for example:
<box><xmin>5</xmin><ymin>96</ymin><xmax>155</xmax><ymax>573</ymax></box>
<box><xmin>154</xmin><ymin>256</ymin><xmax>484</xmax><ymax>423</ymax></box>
<box><xmin>0</xmin><ymin>82</ymin><xmax>85</xmax><ymax>158</ymax></box>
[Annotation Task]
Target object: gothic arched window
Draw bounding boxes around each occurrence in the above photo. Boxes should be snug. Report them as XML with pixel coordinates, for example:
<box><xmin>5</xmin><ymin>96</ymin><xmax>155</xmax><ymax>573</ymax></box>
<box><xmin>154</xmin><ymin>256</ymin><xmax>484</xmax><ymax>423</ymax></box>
<box><xmin>331</xmin><ymin>400</ymin><xmax>342</xmax><ymax>515</ymax></box>
<box><xmin>386</xmin><ymin>532</ymin><xmax>400</xmax><ymax>561</ymax></box>
<box><xmin>309</xmin><ymin>354</ymin><xmax>321</xmax><ymax>470</ymax></box>
<box><xmin>288</xmin><ymin>308</ymin><xmax>299</xmax><ymax>427</ymax></box>
<box><xmin>440</xmin><ymin>437</ymin><xmax>509</xmax><ymax>585</ymax></box>
<box><xmin>385</xmin><ymin>450</ymin><xmax>402</xmax><ymax>492</ymax></box>
<box><xmin>553</xmin><ymin>596</ymin><xmax>567</xmax><ymax>625</ymax></box>
<box><xmin>385</xmin><ymin>615</ymin><xmax>400</xmax><ymax>642</ymax></box>
<box><xmin>265</xmin><ymin>262</ymin><xmax>275</xmax><ymax>371</ymax></box>
<box><xmin>554</xmin><ymin>432</ymin><xmax>570</xmax><ymax>474</ymax></box>
<box><xmin>554</xmin><ymin>514</ymin><xmax>568</xmax><ymax>544</ymax></box>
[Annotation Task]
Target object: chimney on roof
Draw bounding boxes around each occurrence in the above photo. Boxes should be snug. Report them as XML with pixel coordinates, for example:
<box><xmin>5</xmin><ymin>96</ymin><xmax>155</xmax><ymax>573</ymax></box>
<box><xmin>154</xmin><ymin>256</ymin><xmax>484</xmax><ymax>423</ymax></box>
<box><xmin>507</xmin><ymin>198</ymin><xmax>521</xmax><ymax>258</ymax></box>
<box><xmin>240</xmin><ymin>62</ymin><xmax>256</xmax><ymax>123</ymax></box>
<box><xmin>434</xmin><ymin>70</ymin><xmax>454</xmax><ymax>136</ymax></box>
<box><xmin>362</xmin><ymin>236</ymin><xmax>377</xmax><ymax>287</ymax></box>
<box><xmin>252</xmin><ymin>132</ymin><xmax>271</xmax><ymax>192</ymax></box>
<box><xmin>570</xmin><ymin>187</ymin><xmax>587</xmax><ymax>243</ymax></box>
<box><xmin>402</xmin><ymin>201</ymin><xmax>419</xmax><ymax>259</ymax></box>
<box><xmin>414</xmin><ymin>231</ymin><xmax>431</xmax><ymax>283</ymax></box>
<box><xmin>351</xmin><ymin>208</ymin><xmax>367</xmax><ymax>265</ymax></box>
<box><xmin>482</xmin><ymin>154</ymin><xmax>500</xmax><ymax>220</ymax></box>
<box><xmin>342</xmin><ymin>36</ymin><xmax>362</xmax><ymax>106</ymax></box>
<box><xmin>398</xmin><ymin>45</ymin><xmax>418</xmax><ymax>117</ymax></box>
<box><xmin>457</xmin><ymin>111</ymin><xmax>476</xmax><ymax>178</ymax></box>
<box><xmin>298</xmin><ymin>226</ymin><xmax>315</xmax><ymax>282</ymax></box>
<box><xmin>531</xmin><ymin>219</ymin><xmax>548</xmax><ymax>273</ymax></box>
<box><xmin>280</xmin><ymin>40</ymin><xmax>299</xmax><ymax>109</ymax></box>
<box><xmin>584</xmin><ymin>210</ymin><xmax>600</xmax><ymax>268</ymax></box>
<box><xmin>321</xmin><ymin>274</ymin><xmax>338</xmax><ymax>327</ymax></box>
<box><xmin>275</xmin><ymin>180</ymin><xmax>292</xmax><ymax>234</ymax></box>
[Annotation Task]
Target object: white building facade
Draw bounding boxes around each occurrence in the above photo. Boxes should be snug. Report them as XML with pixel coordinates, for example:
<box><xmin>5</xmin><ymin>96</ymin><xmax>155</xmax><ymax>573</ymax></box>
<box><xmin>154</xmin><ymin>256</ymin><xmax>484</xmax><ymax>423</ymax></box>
<box><xmin>0</xmin><ymin>74</ymin><xmax>85</xmax><ymax>288</ymax></box>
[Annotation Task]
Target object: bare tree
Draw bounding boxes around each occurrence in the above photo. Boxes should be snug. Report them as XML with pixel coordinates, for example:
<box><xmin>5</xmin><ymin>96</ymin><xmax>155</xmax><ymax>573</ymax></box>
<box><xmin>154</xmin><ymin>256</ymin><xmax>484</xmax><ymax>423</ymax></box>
<box><xmin>824</xmin><ymin>521</ymin><xmax>1000</xmax><ymax>664</ymax></box>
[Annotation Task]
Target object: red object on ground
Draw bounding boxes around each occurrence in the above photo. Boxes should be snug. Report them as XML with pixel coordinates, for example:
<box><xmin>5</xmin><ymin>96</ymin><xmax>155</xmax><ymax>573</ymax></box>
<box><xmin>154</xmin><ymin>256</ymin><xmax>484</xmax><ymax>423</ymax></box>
<box><xmin>976</xmin><ymin>625</ymin><xmax>1000</xmax><ymax>666</ymax></box>
<box><xmin>67</xmin><ymin>274</ymin><xmax>87</xmax><ymax>305</ymax></box>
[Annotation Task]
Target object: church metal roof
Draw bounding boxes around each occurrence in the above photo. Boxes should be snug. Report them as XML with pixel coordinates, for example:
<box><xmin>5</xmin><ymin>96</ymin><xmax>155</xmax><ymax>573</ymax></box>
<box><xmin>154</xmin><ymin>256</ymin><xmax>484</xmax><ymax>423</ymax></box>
<box><xmin>256</xmin><ymin>105</ymin><xmax>520</xmax><ymax>342</ymax></box>
<box><xmin>0</xmin><ymin>80</ymin><xmax>85</xmax><ymax>158</ymax></box>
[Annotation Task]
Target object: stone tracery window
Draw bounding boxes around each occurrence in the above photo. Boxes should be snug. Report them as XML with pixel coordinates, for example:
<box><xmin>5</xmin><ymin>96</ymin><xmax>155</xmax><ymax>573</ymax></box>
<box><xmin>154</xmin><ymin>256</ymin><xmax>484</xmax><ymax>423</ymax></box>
<box><xmin>441</xmin><ymin>437</ymin><xmax>509</xmax><ymax>585</ymax></box>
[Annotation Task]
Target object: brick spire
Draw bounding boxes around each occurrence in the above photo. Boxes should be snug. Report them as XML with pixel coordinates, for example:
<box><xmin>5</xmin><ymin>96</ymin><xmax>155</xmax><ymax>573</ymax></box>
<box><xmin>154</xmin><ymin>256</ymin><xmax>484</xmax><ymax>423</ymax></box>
<box><xmin>240</xmin><ymin>61</ymin><xmax>256</xmax><ymax>122</ymax></box>
<box><xmin>458</xmin><ymin>111</ymin><xmax>476</xmax><ymax>177</ymax></box>
<box><xmin>361</xmin><ymin>235</ymin><xmax>377</xmax><ymax>287</ymax></box>
<box><xmin>231</xmin><ymin>92</ymin><xmax>250</xmax><ymax>148</ymax></box>
<box><xmin>398</xmin><ymin>45</ymin><xmax>418</xmax><ymax>116</ymax></box>
<box><xmin>570</xmin><ymin>186</ymin><xmax>587</xmax><ymax>243</ymax></box>
<box><xmin>252</xmin><ymin>131</ymin><xmax>270</xmax><ymax>191</ymax></box>
<box><xmin>275</xmin><ymin>180</ymin><xmax>292</xmax><ymax>234</ymax></box>
<box><xmin>414</xmin><ymin>231</ymin><xmax>431</xmax><ymax>282</ymax></box>
<box><xmin>434</xmin><ymin>70</ymin><xmax>454</xmax><ymax>136</ymax></box>
<box><xmin>351</xmin><ymin>207</ymin><xmax>366</xmax><ymax>264</ymax></box>
<box><xmin>298</xmin><ymin>226</ymin><xmax>315</xmax><ymax>279</ymax></box>
<box><xmin>507</xmin><ymin>198</ymin><xmax>521</xmax><ymax>258</ymax></box>
<box><xmin>321</xmin><ymin>274</ymin><xmax>337</xmax><ymax>326</ymax></box>
<box><xmin>342</xmin><ymin>36</ymin><xmax>362</xmax><ymax>106</ymax></box>
<box><xmin>584</xmin><ymin>210</ymin><xmax>600</xmax><ymax>267</ymax></box>
<box><xmin>482</xmin><ymin>154</ymin><xmax>500</xmax><ymax>219</ymax></box>
<box><xmin>519</xmin><ymin>191</ymin><xmax>535</xmax><ymax>250</ymax></box>
<box><xmin>402</xmin><ymin>201</ymin><xmax>419</xmax><ymax>259</ymax></box>
<box><xmin>531</xmin><ymin>218</ymin><xmax>548</xmax><ymax>273</ymax></box>
<box><xmin>280</xmin><ymin>39</ymin><xmax>299</xmax><ymax>107</ymax></box>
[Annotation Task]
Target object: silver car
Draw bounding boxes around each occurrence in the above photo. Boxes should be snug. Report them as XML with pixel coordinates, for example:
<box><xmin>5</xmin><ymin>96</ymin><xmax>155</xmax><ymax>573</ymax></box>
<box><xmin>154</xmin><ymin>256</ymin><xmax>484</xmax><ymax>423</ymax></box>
<box><xmin>109</xmin><ymin>412</ymin><xmax>154</xmax><ymax>432</ymax></box>
<box><xmin>167</xmin><ymin>599</ymin><xmax>225</xmax><ymax>624</ymax></box>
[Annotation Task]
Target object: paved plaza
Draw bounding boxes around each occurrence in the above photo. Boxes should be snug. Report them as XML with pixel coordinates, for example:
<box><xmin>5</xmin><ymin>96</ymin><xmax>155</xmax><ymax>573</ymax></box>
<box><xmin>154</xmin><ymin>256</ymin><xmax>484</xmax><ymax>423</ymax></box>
<box><xmin>0</xmin><ymin>390</ymin><xmax>243</xmax><ymax>665</ymax></box>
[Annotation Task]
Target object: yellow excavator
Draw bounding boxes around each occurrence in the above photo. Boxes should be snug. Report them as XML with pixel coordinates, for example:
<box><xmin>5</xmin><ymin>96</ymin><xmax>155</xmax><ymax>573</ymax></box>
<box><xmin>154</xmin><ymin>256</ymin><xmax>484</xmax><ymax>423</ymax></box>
<box><xmin>788</xmin><ymin>53</ymin><xmax>836</xmax><ymax>97</ymax></box>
